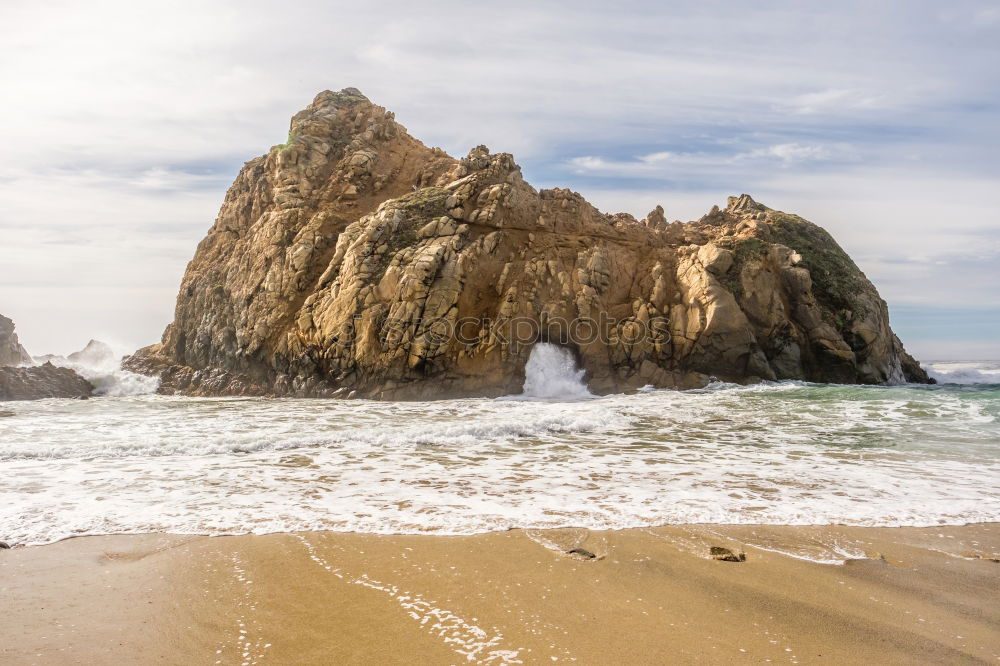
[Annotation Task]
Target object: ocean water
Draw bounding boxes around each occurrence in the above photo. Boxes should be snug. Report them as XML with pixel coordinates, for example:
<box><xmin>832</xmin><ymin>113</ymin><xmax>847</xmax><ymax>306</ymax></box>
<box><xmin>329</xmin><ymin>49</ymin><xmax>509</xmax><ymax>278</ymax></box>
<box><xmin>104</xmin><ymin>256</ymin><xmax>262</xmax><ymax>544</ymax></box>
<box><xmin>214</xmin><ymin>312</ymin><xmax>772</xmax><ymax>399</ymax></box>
<box><xmin>923</xmin><ymin>359</ymin><xmax>1000</xmax><ymax>385</ymax></box>
<box><xmin>1</xmin><ymin>346</ymin><xmax>997</xmax><ymax>547</ymax></box>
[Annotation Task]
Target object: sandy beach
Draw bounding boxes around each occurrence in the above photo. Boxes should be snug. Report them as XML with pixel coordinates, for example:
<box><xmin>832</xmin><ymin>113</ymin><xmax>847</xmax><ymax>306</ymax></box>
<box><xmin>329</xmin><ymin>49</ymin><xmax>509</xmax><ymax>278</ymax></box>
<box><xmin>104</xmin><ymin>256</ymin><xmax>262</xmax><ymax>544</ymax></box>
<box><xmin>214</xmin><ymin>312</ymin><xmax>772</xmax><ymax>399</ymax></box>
<box><xmin>2</xmin><ymin>524</ymin><xmax>997</xmax><ymax>665</ymax></box>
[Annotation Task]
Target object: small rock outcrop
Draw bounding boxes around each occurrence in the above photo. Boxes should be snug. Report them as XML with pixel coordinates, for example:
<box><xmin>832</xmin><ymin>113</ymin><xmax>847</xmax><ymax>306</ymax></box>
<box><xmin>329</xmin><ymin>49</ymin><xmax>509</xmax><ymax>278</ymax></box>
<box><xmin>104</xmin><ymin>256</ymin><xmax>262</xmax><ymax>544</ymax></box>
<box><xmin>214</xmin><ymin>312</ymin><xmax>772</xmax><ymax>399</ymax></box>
<box><xmin>0</xmin><ymin>362</ymin><xmax>94</xmax><ymax>401</ymax></box>
<box><xmin>0</xmin><ymin>315</ymin><xmax>31</xmax><ymax>366</ymax></box>
<box><xmin>125</xmin><ymin>89</ymin><xmax>930</xmax><ymax>398</ymax></box>
<box><xmin>710</xmin><ymin>546</ymin><xmax>747</xmax><ymax>562</ymax></box>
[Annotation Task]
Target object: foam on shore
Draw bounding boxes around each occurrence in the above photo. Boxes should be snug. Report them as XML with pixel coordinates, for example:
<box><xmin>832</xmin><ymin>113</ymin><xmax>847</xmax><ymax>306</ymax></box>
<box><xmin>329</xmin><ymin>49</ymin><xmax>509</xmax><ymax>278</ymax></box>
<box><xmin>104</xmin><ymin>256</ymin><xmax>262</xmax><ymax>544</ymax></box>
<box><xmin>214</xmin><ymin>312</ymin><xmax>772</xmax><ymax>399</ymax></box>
<box><xmin>1</xmin><ymin>378</ymin><xmax>997</xmax><ymax>546</ymax></box>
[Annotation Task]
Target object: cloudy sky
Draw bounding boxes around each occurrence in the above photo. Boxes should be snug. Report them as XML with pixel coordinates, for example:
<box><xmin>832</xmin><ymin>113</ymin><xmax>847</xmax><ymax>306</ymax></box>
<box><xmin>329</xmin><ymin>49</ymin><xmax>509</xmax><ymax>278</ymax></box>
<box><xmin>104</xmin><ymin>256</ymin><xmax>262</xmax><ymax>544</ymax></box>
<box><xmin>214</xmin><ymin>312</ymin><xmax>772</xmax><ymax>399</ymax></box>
<box><xmin>1</xmin><ymin>0</ymin><xmax>997</xmax><ymax>359</ymax></box>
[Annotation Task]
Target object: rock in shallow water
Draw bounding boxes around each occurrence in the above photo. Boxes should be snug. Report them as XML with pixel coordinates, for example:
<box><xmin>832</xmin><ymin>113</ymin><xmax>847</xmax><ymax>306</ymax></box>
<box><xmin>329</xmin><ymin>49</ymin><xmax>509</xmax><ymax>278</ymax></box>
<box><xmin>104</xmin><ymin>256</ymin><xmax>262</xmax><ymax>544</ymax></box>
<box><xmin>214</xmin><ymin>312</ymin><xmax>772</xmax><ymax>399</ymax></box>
<box><xmin>710</xmin><ymin>546</ymin><xmax>747</xmax><ymax>562</ymax></box>
<box><xmin>0</xmin><ymin>362</ymin><xmax>94</xmax><ymax>401</ymax></box>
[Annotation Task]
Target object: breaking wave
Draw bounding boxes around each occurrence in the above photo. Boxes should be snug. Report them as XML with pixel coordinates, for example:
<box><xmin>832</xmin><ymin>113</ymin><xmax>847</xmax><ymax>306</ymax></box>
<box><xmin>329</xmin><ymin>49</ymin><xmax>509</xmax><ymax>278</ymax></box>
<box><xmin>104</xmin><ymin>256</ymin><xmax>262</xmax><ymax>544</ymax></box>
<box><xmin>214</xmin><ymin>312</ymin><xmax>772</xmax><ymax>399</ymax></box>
<box><xmin>924</xmin><ymin>360</ymin><xmax>1000</xmax><ymax>385</ymax></box>
<box><xmin>519</xmin><ymin>343</ymin><xmax>592</xmax><ymax>400</ymax></box>
<box><xmin>33</xmin><ymin>340</ymin><xmax>159</xmax><ymax>397</ymax></box>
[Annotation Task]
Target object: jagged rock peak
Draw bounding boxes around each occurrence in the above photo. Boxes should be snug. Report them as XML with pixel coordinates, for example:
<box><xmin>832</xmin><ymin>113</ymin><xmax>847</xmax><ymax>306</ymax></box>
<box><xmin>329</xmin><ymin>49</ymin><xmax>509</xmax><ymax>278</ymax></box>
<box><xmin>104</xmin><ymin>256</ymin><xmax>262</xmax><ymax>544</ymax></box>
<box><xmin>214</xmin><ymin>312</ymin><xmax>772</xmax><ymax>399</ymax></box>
<box><xmin>0</xmin><ymin>314</ymin><xmax>32</xmax><ymax>366</ymax></box>
<box><xmin>296</xmin><ymin>88</ymin><xmax>375</xmax><ymax>120</ymax></box>
<box><xmin>281</xmin><ymin>87</ymin><xmax>400</xmax><ymax>153</ymax></box>
<box><xmin>646</xmin><ymin>205</ymin><xmax>667</xmax><ymax>225</ymax></box>
<box><xmin>726</xmin><ymin>193</ymin><xmax>766</xmax><ymax>213</ymax></box>
<box><xmin>316</xmin><ymin>87</ymin><xmax>369</xmax><ymax>104</ymax></box>
<box><xmin>67</xmin><ymin>339</ymin><xmax>115</xmax><ymax>365</ymax></box>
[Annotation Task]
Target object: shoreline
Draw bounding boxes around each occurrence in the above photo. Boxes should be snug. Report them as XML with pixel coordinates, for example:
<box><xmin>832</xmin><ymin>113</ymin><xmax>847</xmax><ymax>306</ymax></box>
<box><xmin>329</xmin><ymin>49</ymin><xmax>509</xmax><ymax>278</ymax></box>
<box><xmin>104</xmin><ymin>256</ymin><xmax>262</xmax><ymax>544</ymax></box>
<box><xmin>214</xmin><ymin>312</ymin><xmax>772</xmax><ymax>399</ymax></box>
<box><xmin>2</xmin><ymin>524</ymin><xmax>997</xmax><ymax>664</ymax></box>
<box><xmin>4</xmin><ymin>518</ymin><xmax>1000</xmax><ymax>550</ymax></box>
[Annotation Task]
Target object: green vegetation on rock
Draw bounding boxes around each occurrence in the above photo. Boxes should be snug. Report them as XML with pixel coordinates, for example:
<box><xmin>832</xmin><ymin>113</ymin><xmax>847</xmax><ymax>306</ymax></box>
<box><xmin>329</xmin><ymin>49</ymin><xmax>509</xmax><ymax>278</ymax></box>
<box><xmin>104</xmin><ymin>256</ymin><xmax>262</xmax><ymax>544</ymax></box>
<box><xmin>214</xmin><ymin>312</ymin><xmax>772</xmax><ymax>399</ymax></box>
<box><xmin>276</xmin><ymin>129</ymin><xmax>299</xmax><ymax>152</ymax></box>
<box><xmin>717</xmin><ymin>237</ymin><xmax>769</xmax><ymax>299</ymax></box>
<box><xmin>394</xmin><ymin>186</ymin><xmax>449</xmax><ymax>218</ymax></box>
<box><xmin>768</xmin><ymin>212</ymin><xmax>869</xmax><ymax>325</ymax></box>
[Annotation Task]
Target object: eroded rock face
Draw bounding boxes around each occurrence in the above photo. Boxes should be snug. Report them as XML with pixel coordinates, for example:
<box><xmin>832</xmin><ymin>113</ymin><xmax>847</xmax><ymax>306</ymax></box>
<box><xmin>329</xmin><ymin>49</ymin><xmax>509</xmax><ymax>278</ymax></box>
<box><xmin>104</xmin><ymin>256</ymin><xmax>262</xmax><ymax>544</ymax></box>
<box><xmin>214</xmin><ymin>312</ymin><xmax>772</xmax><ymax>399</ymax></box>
<box><xmin>0</xmin><ymin>315</ymin><xmax>32</xmax><ymax>366</ymax></box>
<box><xmin>125</xmin><ymin>89</ymin><xmax>929</xmax><ymax>398</ymax></box>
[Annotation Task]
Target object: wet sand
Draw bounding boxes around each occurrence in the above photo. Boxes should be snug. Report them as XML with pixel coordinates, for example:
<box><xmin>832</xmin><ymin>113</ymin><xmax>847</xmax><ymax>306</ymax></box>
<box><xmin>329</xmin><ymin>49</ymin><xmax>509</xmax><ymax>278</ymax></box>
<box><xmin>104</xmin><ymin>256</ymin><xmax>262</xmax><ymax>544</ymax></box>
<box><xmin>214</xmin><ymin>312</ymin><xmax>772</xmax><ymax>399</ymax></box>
<box><xmin>1</xmin><ymin>524</ymin><xmax>998</xmax><ymax>665</ymax></box>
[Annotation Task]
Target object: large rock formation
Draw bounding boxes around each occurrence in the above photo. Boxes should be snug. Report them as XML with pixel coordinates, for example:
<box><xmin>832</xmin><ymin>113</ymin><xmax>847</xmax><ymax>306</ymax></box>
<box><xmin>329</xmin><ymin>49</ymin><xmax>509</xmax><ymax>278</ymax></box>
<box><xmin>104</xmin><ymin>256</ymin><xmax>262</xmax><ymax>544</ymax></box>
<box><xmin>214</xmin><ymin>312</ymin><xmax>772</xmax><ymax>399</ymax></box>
<box><xmin>0</xmin><ymin>315</ymin><xmax>32</xmax><ymax>366</ymax></box>
<box><xmin>126</xmin><ymin>89</ymin><xmax>929</xmax><ymax>398</ymax></box>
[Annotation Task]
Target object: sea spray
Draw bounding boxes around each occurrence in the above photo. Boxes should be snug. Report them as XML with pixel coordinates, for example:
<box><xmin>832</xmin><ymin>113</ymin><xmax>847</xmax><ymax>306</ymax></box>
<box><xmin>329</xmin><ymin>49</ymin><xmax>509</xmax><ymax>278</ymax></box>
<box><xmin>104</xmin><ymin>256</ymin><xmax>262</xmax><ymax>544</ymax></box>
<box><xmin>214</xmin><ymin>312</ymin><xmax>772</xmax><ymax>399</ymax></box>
<box><xmin>923</xmin><ymin>360</ymin><xmax>1000</xmax><ymax>385</ymax></box>
<box><xmin>520</xmin><ymin>343</ymin><xmax>592</xmax><ymax>399</ymax></box>
<box><xmin>34</xmin><ymin>340</ymin><xmax>159</xmax><ymax>397</ymax></box>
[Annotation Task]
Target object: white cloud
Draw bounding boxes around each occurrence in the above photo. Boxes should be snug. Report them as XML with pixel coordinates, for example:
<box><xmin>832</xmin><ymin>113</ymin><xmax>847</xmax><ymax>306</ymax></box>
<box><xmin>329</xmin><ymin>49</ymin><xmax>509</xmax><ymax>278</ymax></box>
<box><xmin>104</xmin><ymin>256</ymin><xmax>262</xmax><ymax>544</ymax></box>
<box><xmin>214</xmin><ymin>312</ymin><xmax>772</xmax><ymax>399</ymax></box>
<box><xmin>568</xmin><ymin>156</ymin><xmax>613</xmax><ymax>171</ymax></box>
<box><xmin>567</xmin><ymin>141</ymin><xmax>850</xmax><ymax>177</ymax></box>
<box><xmin>128</xmin><ymin>168</ymin><xmax>225</xmax><ymax>192</ymax></box>
<box><xmin>638</xmin><ymin>152</ymin><xmax>676</xmax><ymax>164</ymax></box>
<box><xmin>783</xmin><ymin>88</ymin><xmax>888</xmax><ymax>115</ymax></box>
<box><xmin>745</xmin><ymin>143</ymin><xmax>832</xmax><ymax>163</ymax></box>
<box><xmin>975</xmin><ymin>7</ymin><xmax>1000</xmax><ymax>24</ymax></box>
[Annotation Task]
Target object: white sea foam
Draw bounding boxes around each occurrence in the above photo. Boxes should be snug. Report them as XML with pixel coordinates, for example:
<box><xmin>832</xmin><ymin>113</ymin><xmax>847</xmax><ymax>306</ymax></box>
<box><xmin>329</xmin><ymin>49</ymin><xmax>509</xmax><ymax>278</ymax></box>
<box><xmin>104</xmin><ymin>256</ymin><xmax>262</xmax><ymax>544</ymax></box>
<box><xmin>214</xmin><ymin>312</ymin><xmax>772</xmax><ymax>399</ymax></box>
<box><xmin>1</xmin><ymin>378</ymin><xmax>997</xmax><ymax>546</ymax></box>
<box><xmin>519</xmin><ymin>342</ymin><xmax>592</xmax><ymax>399</ymax></box>
<box><xmin>33</xmin><ymin>340</ymin><xmax>159</xmax><ymax>396</ymax></box>
<box><xmin>924</xmin><ymin>360</ymin><xmax>1000</xmax><ymax>385</ymax></box>
<box><xmin>296</xmin><ymin>535</ymin><xmax>526</xmax><ymax>663</ymax></box>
